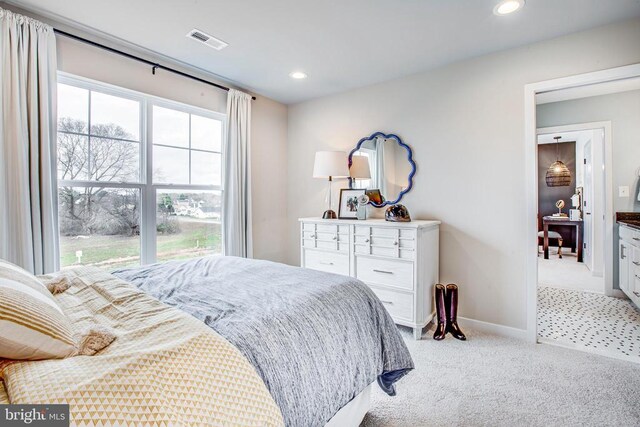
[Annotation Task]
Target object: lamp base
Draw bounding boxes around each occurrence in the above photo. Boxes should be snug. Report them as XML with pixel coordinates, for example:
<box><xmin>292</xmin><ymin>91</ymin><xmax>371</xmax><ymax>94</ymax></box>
<box><xmin>322</xmin><ymin>210</ymin><xmax>337</xmax><ymax>219</ymax></box>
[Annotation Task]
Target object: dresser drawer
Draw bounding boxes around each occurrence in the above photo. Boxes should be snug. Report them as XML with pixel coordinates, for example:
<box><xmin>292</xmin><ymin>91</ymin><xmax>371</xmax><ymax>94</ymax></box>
<box><xmin>304</xmin><ymin>250</ymin><xmax>349</xmax><ymax>276</ymax></box>
<box><xmin>620</xmin><ymin>225</ymin><xmax>640</xmax><ymax>245</ymax></box>
<box><xmin>356</xmin><ymin>256</ymin><xmax>413</xmax><ymax>290</ymax></box>
<box><xmin>302</xmin><ymin>226</ymin><xmax>349</xmax><ymax>252</ymax></box>
<box><xmin>355</xmin><ymin>226</ymin><xmax>416</xmax><ymax>239</ymax></box>
<box><xmin>370</xmin><ymin>287</ymin><xmax>413</xmax><ymax>321</ymax></box>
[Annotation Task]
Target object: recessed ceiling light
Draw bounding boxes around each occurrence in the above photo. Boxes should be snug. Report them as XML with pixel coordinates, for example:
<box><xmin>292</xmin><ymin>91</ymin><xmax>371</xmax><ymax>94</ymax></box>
<box><xmin>494</xmin><ymin>0</ymin><xmax>525</xmax><ymax>15</ymax></box>
<box><xmin>289</xmin><ymin>71</ymin><xmax>308</xmax><ymax>80</ymax></box>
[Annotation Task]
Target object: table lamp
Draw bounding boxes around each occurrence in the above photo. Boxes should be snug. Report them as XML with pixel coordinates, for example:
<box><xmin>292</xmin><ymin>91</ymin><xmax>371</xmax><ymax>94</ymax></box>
<box><xmin>313</xmin><ymin>151</ymin><xmax>349</xmax><ymax>219</ymax></box>
<box><xmin>349</xmin><ymin>155</ymin><xmax>371</xmax><ymax>187</ymax></box>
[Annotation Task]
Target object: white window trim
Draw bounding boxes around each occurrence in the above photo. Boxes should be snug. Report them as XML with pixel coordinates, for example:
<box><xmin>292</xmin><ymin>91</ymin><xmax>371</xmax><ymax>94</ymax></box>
<box><xmin>56</xmin><ymin>72</ymin><xmax>227</xmax><ymax>266</ymax></box>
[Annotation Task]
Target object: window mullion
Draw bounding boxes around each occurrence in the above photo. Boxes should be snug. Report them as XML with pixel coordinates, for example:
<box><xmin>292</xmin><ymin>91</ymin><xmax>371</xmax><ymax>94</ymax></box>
<box><xmin>142</xmin><ymin>98</ymin><xmax>157</xmax><ymax>265</ymax></box>
<box><xmin>87</xmin><ymin>90</ymin><xmax>92</xmax><ymax>180</ymax></box>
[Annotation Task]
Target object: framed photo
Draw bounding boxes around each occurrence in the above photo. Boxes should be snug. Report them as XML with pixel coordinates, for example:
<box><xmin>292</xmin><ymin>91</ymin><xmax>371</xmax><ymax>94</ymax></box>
<box><xmin>365</xmin><ymin>189</ymin><xmax>384</xmax><ymax>205</ymax></box>
<box><xmin>339</xmin><ymin>189</ymin><xmax>365</xmax><ymax>219</ymax></box>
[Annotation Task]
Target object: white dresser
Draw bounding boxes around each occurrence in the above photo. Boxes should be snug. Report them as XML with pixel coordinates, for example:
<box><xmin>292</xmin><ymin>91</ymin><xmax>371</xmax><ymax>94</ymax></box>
<box><xmin>299</xmin><ymin>217</ymin><xmax>440</xmax><ymax>339</ymax></box>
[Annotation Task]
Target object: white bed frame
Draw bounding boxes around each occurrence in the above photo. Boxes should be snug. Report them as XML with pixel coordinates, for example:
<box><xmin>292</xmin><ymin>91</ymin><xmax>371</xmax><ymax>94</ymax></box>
<box><xmin>325</xmin><ymin>382</ymin><xmax>373</xmax><ymax>427</ymax></box>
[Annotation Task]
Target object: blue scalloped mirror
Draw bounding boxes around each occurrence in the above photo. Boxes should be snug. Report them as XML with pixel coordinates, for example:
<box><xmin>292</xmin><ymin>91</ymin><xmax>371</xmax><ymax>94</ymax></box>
<box><xmin>348</xmin><ymin>132</ymin><xmax>416</xmax><ymax>208</ymax></box>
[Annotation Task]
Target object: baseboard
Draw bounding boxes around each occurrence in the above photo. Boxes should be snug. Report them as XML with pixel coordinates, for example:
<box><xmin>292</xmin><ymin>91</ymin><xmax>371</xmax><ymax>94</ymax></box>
<box><xmin>457</xmin><ymin>317</ymin><xmax>529</xmax><ymax>341</ymax></box>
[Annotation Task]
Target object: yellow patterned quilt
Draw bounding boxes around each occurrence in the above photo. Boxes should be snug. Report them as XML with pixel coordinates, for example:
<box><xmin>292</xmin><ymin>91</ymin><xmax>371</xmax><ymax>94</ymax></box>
<box><xmin>0</xmin><ymin>266</ymin><xmax>284</xmax><ymax>427</ymax></box>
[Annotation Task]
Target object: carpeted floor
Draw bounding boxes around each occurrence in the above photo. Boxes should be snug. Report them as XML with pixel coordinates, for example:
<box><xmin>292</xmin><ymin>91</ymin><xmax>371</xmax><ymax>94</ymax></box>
<box><xmin>361</xmin><ymin>325</ymin><xmax>640</xmax><ymax>427</ymax></box>
<box><xmin>538</xmin><ymin>252</ymin><xmax>604</xmax><ymax>293</ymax></box>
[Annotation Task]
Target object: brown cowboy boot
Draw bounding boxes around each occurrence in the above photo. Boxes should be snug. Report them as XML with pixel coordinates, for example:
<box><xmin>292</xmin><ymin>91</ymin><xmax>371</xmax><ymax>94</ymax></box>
<box><xmin>445</xmin><ymin>284</ymin><xmax>466</xmax><ymax>341</ymax></box>
<box><xmin>433</xmin><ymin>284</ymin><xmax>447</xmax><ymax>340</ymax></box>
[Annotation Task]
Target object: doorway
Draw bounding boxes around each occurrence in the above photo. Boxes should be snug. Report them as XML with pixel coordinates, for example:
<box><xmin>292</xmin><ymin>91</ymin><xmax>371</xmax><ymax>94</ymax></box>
<box><xmin>536</xmin><ymin>125</ymin><xmax>607</xmax><ymax>294</ymax></box>
<box><xmin>524</xmin><ymin>64</ymin><xmax>640</xmax><ymax>362</ymax></box>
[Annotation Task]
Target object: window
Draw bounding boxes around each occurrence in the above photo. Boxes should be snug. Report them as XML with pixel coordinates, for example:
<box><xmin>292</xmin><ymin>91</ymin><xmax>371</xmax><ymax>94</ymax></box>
<box><xmin>56</xmin><ymin>75</ymin><xmax>225</xmax><ymax>270</ymax></box>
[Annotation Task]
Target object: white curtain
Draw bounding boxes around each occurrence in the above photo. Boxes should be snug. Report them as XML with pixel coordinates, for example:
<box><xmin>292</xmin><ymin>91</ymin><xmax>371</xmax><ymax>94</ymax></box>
<box><xmin>0</xmin><ymin>8</ymin><xmax>59</xmax><ymax>274</ymax></box>
<box><xmin>222</xmin><ymin>89</ymin><xmax>252</xmax><ymax>258</ymax></box>
<box><xmin>375</xmin><ymin>137</ymin><xmax>388</xmax><ymax>197</ymax></box>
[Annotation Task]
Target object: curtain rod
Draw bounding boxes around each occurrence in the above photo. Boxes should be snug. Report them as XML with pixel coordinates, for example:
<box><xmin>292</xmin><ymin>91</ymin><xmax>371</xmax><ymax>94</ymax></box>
<box><xmin>53</xmin><ymin>29</ymin><xmax>256</xmax><ymax>100</ymax></box>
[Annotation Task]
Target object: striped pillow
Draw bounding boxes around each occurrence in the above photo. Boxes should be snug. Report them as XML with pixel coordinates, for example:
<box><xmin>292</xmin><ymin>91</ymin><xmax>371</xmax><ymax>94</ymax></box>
<box><xmin>0</xmin><ymin>260</ymin><xmax>76</xmax><ymax>360</ymax></box>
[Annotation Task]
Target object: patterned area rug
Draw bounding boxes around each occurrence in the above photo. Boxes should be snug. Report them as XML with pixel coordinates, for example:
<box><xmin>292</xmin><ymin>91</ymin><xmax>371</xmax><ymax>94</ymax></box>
<box><xmin>538</xmin><ymin>286</ymin><xmax>640</xmax><ymax>361</ymax></box>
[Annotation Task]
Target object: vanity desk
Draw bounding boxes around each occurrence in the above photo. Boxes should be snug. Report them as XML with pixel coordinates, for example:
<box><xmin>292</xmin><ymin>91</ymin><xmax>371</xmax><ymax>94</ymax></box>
<box><xmin>299</xmin><ymin>217</ymin><xmax>440</xmax><ymax>340</ymax></box>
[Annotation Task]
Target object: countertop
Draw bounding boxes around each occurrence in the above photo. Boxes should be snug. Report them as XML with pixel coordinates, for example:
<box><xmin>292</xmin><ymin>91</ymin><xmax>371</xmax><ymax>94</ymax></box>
<box><xmin>616</xmin><ymin>212</ymin><xmax>640</xmax><ymax>231</ymax></box>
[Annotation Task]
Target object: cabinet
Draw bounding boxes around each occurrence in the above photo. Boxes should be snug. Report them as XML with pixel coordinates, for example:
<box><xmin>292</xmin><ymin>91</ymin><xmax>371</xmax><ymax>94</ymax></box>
<box><xmin>618</xmin><ymin>224</ymin><xmax>640</xmax><ymax>306</ymax></box>
<box><xmin>300</xmin><ymin>218</ymin><xmax>440</xmax><ymax>340</ymax></box>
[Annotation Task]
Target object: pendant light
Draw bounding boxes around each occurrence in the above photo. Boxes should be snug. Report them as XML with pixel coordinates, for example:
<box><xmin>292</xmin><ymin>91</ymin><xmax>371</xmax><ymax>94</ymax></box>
<box><xmin>545</xmin><ymin>136</ymin><xmax>571</xmax><ymax>187</ymax></box>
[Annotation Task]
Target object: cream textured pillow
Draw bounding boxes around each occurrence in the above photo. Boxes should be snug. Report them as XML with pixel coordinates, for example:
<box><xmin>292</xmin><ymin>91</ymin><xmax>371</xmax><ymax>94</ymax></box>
<box><xmin>0</xmin><ymin>259</ymin><xmax>76</xmax><ymax>360</ymax></box>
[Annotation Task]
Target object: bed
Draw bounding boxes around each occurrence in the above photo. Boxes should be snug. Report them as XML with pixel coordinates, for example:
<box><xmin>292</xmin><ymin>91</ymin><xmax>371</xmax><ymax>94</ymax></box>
<box><xmin>113</xmin><ymin>255</ymin><xmax>414</xmax><ymax>426</ymax></box>
<box><xmin>1</xmin><ymin>256</ymin><xmax>413</xmax><ymax>426</ymax></box>
<box><xmin>0</xmin><ymin>266</ymin><xmax>283</xmax><ymax>426</ymax></box>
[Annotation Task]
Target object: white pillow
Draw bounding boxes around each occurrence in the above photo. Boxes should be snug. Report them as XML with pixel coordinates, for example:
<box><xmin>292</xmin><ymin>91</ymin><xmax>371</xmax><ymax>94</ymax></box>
<box><xmin>0</xmin><ymin>259</ymin><xmax>76</xmax><ymax>360</ymax></box>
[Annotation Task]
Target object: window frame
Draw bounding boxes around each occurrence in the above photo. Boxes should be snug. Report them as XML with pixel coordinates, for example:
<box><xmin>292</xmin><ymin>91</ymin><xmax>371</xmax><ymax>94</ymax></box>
<box><xmin>56</xmin><ymin>72</ymin><xmax>226</xmax><ymax>266</ymax></box>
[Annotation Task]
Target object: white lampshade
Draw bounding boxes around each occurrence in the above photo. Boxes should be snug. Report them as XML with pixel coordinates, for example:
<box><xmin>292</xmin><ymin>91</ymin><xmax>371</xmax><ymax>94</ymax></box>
<box><xmin>349</xmin><ymin>156</ymin><xmax>371</xmax><ymax>179</ymax></box>
<box><xmin>313</xmin><ymin>151</ymin><xmax>349</xmax><ymax>179</ymax></box>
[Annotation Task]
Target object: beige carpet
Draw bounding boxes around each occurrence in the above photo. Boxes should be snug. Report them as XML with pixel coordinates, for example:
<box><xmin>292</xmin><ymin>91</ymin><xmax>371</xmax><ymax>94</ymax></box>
<box><xmin>538</xmin><ymin>253</ymin><xmax>604</xmax><ymax>293</ymax></box>
<box><xmin>361</xmin><ymin>325</ymin><xmax>640</xmax><ymax>426</ymax></box>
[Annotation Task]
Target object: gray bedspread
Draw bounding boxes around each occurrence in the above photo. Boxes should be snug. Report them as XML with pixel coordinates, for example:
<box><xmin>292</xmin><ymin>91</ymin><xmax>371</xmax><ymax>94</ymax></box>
<box><xmin>113</xmin><ymin>255</ymin><xmax>413</xmax><ymax>427</ymax></box>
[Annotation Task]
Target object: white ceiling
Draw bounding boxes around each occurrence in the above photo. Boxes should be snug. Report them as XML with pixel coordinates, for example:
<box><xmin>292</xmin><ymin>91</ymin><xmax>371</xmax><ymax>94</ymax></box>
<box><xmin>7</xmin><ymin>0</ymin><xmax>640</xmax><ymax>104</ymax></box>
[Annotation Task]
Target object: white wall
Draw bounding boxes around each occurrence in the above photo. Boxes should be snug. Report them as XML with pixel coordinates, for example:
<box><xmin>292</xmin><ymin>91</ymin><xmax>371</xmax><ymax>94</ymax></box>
<box><xmin>2</xmin><ymin>1</ymin><xmax>290</xmax><ymax>264</ymax></box>
<box><xmin>287</xmin><ymin>19</ymin><xmax>640</xmax><ymax>331</ymax></box>
<box><xmin>537</xmin><ymin>89</ymin><xmax>640</xmax><ymax>287</ymax></box>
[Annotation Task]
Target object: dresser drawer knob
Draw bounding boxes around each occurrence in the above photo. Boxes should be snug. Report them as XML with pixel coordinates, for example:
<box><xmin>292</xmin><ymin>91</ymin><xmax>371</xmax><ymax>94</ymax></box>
<box><xmin>634</xmin><ymin>237</ymin><xmax>640</xmax><ymax>241</ymax></box>
<box><xmin>332</xmin><ymin>235</ymin><xmax>337</xmax><ymax>240</ymax></box>
<box><xmin>634</xmin><ymin>261</ymin><xmax>640</xmax><ymax>266</ymax></box>
<box><xmin>380</xmin><ymin>300</ymin><xmax>394</xmax><ymax>305</ymax></box>
<box><xmin>393</xmin><ymin>241</ymin><xmax>399</xmax><ymax>246</ymax></box>
<box><xmin>365</xmin><ymin>238</ymin><xmax>370</xmax><ymax>243</ymax></box>
<box><xmin>319</xmin><ymin>261</ymin><xmax>334</xmax><ymax>266</ymax></box>
<box><xmin>373</xmin><ymin>269</ymin><xmax>393</xmax><ymax>274</ymax></box>
<box><xmin>635</xmin><ymin>291</ymin><xmax>640</xmax><ymax>297</ymax></box>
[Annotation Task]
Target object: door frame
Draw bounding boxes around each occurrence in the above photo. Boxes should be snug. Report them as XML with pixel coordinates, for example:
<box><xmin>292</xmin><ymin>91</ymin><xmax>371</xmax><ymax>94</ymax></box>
<box><xmin>536</xmin><ymin>122</ymin><xmax>613</xmax><ymax>293</ymax></box>
<box><xmin>524</xmin><ymin>63</ymin><xmax>640</xmax><ymax>343</ymax></box>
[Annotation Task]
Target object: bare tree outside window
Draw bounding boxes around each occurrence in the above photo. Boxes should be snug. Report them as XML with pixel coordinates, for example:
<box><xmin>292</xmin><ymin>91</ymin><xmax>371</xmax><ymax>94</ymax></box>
<box><xmin>57</xmin><ymin>80</ymin><xmax>223</xmax><ymax>270</ymax></box>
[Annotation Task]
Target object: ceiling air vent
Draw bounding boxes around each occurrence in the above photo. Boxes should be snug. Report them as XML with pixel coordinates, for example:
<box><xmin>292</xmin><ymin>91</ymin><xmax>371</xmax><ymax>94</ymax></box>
<box><xmin>186</xmin><ymin>29</ymin><xmax>228</xmax><ymax>51</ymax></box>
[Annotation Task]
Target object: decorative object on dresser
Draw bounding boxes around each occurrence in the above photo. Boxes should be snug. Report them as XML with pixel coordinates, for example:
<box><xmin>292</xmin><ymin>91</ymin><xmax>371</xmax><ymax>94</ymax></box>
<box><xmin>616</xmin><ymin>212</ymin><xmax>640</xmax><ymax>309</ymax></box>
<box><xmin>356</xmin><ymin>194</ymin><xmax>370</xmax><ymax>220</ymax></box>
<box><xmin>299</xmin><ymin>217</ymin><xmax>440</xmax><ymax>340</ymax></box>
<box><xmin>385</xmin><ymin>204</ymin><xmax>411</xmax><ymax>222</ymax></box>
<box><xmin>348</xmin><ymin>132</ymin><xmax>416</xmax><ymax>207</ymax></box>
<box><xmin>313</xmin><ymin>151</ymin><xmax>349</xmax><ymax>219</ymax></box>
<box><xmin>338</xmin><ymin>189</ymin><xmax>365</xmax><ymax>219</ymax></box>
<box><xmin>366</xmin><ymin>189</ymin><xmax>384</xmax><ymax>205</ymax></box>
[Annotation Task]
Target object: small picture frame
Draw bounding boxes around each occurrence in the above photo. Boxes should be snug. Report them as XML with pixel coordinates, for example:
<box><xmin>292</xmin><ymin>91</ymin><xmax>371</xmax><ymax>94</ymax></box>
<box><xmin>339</xmin><ymin>189</ymin><xmax>365</xmax><ymax>219</ymax></box>
<box><xmin>365</xmin><ymin>189</ymin><xmax>384</xmax><ymax>205</ymax></box>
